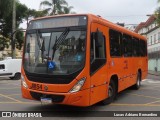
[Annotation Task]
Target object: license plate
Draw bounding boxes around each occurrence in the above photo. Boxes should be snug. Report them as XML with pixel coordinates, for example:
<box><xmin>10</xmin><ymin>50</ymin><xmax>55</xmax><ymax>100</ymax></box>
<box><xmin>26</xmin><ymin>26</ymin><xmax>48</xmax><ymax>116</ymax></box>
<box><xmin>41</xmin><ymin>98</ymin><xmax>52</xmax><ymax>104</ymax></box>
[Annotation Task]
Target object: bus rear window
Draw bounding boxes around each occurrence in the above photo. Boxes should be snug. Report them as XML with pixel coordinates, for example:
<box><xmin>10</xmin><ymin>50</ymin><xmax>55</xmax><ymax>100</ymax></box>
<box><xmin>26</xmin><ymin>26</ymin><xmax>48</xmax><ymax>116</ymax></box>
<box><xmin>0</xmin><ymin>64</ymin><xmax>5</xmax><ymax>69</ymax></box>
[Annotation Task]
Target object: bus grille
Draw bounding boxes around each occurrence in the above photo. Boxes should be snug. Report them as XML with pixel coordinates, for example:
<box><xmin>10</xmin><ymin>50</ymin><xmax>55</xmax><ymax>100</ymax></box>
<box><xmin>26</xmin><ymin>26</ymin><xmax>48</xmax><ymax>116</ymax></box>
<box><xmin>30</xmin><ymin>91</ymin><xmax>65</xmax><ymax>103</ymax></box>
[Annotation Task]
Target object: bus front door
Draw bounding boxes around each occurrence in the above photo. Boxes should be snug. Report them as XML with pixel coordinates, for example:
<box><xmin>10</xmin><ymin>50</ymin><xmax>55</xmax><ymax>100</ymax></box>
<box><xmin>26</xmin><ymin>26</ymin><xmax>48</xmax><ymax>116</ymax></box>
<box><xmin>90</xmin><ymin>23</ymin><xmax>108</xmax><ymax>105</ymax></box>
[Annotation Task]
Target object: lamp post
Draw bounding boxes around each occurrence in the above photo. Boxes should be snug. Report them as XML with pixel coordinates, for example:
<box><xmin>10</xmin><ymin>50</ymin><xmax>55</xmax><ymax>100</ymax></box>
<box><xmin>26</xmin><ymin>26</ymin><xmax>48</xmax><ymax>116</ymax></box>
<box><xmin>12</xmin><ymin>0</ymin><xmax>16</xmax><ymax>58</ymax></box>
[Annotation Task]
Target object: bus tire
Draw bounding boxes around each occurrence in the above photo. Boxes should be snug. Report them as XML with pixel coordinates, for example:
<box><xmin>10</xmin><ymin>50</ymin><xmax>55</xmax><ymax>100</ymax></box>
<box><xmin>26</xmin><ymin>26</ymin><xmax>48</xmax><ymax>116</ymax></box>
<box><xmin>133</xmin><ymin>72</ymin><xmax>141</xmax><ymax>90</ymax></box>
<box><xmin>101</xmin><ymin>80</ymin><xmax>116</xmax><ymax>105</ymax></box>
<box><xmin>10</xmin><ymin>73</ymin><xmax>21</xmax><ymax>80</ymax></box>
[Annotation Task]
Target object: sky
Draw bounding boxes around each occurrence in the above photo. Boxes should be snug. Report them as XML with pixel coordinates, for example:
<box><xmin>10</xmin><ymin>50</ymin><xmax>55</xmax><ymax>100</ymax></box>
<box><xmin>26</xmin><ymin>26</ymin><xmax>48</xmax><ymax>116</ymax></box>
<box><xmin>19</xmin><ymin>0</ymin><xmax>158</xmax><ymax>29</ymax></box>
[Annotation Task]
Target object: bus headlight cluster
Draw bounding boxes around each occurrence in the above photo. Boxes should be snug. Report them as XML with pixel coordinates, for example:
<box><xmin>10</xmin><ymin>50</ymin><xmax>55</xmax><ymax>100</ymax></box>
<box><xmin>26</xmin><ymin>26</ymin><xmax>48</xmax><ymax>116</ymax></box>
<box><xmin>21</xmin><ymin>75</ymin><xmax>28</xmax><ymax>89</ymax></box>
<box><xmin>69</xmin><ymin>77</ymin><xmax>86</xmax><ymax>93</ymax></box>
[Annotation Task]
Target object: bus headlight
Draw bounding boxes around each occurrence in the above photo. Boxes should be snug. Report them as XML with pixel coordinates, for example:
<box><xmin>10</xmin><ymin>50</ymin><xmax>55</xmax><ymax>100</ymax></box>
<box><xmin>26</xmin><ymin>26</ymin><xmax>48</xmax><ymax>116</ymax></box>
<box><xmin>69</xmin><ymin>77</ymin><xmax>86</xmax><ymax>93</ymax></box>
<box><xmin>21</xmin><ymin>75</ymin><xmax>28</xmax><ymax>89</ymax></box>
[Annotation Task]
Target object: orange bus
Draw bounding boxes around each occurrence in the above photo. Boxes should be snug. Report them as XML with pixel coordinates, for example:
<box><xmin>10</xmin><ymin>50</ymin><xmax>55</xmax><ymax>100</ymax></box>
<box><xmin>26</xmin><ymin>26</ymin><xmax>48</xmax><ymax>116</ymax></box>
<box><xmin>21</xmin><ymin>14</ymin><xmax>148</xmax><ymax>106</ymax></box>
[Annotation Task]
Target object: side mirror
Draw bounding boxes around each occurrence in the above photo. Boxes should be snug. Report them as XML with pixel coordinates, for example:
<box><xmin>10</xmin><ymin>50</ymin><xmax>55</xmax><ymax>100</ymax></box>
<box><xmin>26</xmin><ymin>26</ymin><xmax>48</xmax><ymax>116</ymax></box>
<box><xmin>91</xmin><ymin>30</ymin><xmax>104</xmax><ymax>47</ymax></box>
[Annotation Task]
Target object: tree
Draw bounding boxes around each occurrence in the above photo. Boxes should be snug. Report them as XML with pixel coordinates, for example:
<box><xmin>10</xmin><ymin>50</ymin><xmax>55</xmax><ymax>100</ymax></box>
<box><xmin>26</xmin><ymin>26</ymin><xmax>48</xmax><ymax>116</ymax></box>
<box><xmin>40</xmin><ymin>0</ymin><xmax>74</xmax><ymax>15</ymax></box>
<box><xmin>1</xmin><ymin>1</ymin><xmax>29</xmax><ymax>50</ymax></box>
<box><xmin>155</xmin><ymin>0</ymin><xmax>160</xmax><ymax>25</ymax></box>
<box><xmin>24</xmin><ymin>9</ymin><xmax>48</xmax><ymax>26</ymax></box>
<box><xmin>0</xmin><ymin>0</ymin><xmax>13</xmax><ymax>51</ymax></box>
<box><xmin>0</xmin><ymin>1</ymin><xmax>43</xmax><ymax>51</ymax></box>
<box><xmin>63</xmin><ymin>6</ymin><xmax>74</xmax><ymax>14</ymax></box>
<box><xmin>15</xmin><ymin>31</ymin><xmax>24</xmax><ymax>50</ymax></box>
<box><xmin>0</xmin><ymin>0</ymin><xmax>12</xmax><ymax>19</ymax></box>
<box><xmin>0</xmin><ymin>35</ymin><xmax>9</xmax><ymax>51</ymax></box>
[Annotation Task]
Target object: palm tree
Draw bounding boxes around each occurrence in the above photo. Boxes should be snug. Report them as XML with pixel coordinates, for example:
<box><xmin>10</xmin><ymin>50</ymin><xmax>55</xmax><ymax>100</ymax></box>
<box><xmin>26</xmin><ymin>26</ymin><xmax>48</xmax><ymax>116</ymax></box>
<box><xmin>40</xmin><ymin>0</ymin><xmax>74</xmax><ymax>15</ymax></box>
<box><xmin>63</xmin><ymin>6</ymin><xmax>74</xmax><ymax>14</ymax></box>
<box><xmin>155</xmin><ymin>0</ymin><xmax>160</xmax><ymax>25</ymax></box>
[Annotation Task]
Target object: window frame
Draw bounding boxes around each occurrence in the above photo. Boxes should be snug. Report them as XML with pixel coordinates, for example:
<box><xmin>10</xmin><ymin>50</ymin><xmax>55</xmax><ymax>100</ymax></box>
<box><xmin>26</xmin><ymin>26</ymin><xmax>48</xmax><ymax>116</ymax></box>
<box><xmin>0</xmin><ymin>64</ymin><xmax>5</xmax><ymax>70</ymax></box>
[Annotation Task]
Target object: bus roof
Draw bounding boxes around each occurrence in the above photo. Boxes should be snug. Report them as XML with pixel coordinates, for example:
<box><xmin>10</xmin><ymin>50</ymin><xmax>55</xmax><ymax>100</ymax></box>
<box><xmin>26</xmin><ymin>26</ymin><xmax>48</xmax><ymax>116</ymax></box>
<box><xmin>87</xmin><ymin>14</ymin><xmax>146</xmax><ymax>40</ymax></box>
<box><xmin>31</xmin><ymin>14</ymin><xmax>146</xmax><ymax>41</ymax></box>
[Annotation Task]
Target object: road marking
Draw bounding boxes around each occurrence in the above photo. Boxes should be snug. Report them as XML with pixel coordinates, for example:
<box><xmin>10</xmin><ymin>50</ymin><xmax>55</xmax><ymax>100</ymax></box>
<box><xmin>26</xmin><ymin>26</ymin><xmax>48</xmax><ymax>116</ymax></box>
<box><xmin>0</xmin><ymin>81</ymin><xmax>20</xmax><ymax>84</ymax></box>
<box><xmin>0</xmin><ymin>87</ymin><xmax>19</xmax><ymax>90</ymax></box>
<box><xmin>147</xmin><ymin>81</ymin><xmax>160</xmax><ymax>84</ymax></box>
<box><xmin>0</xmin><ymin>102</ymin><xmax>39</xmax><ymax>104</ymax></box>
<box><xmin>110</xmin><ymin>103</ymin><xmax>160</xmax><ymax>106</ymax></box>
<box><xmin>142</xmin><ymin>85</ymin><xmax>160</xmax><ymax>88</ymax></box>
<box><xmin>146</xmin><ymin>100</ymin><xmax>160</xmax><ymax>105</ymax></box>
<box><xmin>0</xmin><ymin>94</ymin><xmax>22</xmax><ymax>102</ymax></box>
<box><xmin>0</xmin><ymin>101</ymin><xmax>160</xmax><ymax>106</ymax></box>
<box><xmin>127</xmin><ymin>93</ymin><xmax>160</xmax><ymax>100</ymax></box>
<box><xmin>143</xmin><ymin>79</ymin><xmax>160</xmax><ymax>83</ymax></box>
<box><xmin>141</xmin><ymin>88</ymin><xmax>160</xmax><ymax>92</ymax></box>
<box><xmin>7</xmin><ymin>94</ymin><xmax>21</xmax><ymax>96</ymax></box>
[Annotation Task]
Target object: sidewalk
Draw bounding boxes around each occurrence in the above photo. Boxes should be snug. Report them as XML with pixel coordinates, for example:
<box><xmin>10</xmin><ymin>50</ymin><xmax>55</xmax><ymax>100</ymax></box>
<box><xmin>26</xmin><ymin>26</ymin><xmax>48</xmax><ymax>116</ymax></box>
<box><xmin>148</xmin><ymin>70</ymin><xmax>160</xmax><ymax>76</ymax></box>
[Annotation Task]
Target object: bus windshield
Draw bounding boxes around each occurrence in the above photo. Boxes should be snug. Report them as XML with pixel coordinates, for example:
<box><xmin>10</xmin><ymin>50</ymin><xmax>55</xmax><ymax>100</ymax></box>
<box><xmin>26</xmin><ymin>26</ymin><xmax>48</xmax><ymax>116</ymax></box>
<box><xmin>24</xmin><ymin>26</ymin><xmax>86</xmax><ymax>75</ymax></box>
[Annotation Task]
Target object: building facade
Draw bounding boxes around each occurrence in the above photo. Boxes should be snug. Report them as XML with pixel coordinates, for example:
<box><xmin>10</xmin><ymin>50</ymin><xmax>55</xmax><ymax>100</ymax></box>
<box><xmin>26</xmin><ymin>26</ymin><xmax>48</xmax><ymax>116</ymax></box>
<box><xmin>135</xmin><ymin>15</ymin><xmax>160</xmax><ymax>72</ymax></box>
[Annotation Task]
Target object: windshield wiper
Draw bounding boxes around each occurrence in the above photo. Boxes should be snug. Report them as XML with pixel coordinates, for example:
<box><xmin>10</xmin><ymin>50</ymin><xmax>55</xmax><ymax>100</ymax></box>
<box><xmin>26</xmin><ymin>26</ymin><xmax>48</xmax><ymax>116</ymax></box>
<box><xmin>52</xmin><ymin>28</ymin><xmax>69</xmax><ymax>60</ymax></box>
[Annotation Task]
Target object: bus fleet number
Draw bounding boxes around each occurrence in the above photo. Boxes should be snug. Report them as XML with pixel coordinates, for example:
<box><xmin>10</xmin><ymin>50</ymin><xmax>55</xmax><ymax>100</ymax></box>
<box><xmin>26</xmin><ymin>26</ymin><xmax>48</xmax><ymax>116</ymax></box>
<box><xmin>31</xmin><ymin>83</ymin><xmax>42</xmax><ymax>90</ymax></box>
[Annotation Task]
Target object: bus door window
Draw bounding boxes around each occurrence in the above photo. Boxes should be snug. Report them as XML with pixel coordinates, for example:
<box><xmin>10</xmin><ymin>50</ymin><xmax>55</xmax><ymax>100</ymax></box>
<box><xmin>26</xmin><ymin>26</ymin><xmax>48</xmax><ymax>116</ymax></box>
<box><xmin>90</xmin><ymin>30</ymin><xmax>106</xmax><ymax>75</ymax></box>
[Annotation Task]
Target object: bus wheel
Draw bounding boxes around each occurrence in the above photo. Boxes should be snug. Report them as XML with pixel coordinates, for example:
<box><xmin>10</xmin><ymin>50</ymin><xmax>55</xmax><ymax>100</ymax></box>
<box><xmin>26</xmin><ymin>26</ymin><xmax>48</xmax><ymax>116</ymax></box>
<box><xmin>133</xmin><ymin>72</ymin><xmax>141</xmax><ymax>90</ymax></box>
<box><xmin>101</xmin><ymin>80</ymin><xmax>116</xmax><ymax>105</ymax></box>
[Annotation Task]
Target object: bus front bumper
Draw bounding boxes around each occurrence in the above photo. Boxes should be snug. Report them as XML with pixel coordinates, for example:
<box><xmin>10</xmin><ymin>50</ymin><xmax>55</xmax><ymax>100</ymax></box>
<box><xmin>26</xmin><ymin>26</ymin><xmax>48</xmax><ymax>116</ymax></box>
<box><xmin>21</xmin><ymin>87</ymin><xmax>90</xmax><ymax>107</ymax></box>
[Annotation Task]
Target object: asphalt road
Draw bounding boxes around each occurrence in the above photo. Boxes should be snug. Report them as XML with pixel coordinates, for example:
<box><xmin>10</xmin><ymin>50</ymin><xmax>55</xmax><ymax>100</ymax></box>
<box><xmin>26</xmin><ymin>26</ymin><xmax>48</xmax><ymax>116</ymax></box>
<box><xmin>0</xmin><ymin>74</ymin><xmax>160</xmax><ymax>119</ymax></box>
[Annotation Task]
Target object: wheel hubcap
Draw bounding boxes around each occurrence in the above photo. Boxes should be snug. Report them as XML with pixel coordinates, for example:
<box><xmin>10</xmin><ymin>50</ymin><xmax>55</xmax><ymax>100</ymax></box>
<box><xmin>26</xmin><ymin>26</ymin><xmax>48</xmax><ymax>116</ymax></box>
<box><xmin>108</xmin><ymin>85</ymin><xmax>113</xmax><ymax>98</ymax></box>
<box><xmin>137</xmin><ymin>76</ymin><xmax>140</xmax><ymax>86</ymax></box>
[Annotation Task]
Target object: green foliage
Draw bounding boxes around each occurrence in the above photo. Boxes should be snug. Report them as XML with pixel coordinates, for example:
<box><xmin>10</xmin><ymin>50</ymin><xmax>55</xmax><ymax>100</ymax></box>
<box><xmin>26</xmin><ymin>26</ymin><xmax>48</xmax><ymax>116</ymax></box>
<box><xmin>0</xmin><ymin>0</ymin><xmax>76</xmax><ymax>51</ymax></box>
<box><xmin>40</xmin><ymin>0</ymin><xmax>74</xmax><ymax>15</ymax></box>
<box><xmin>155</xmin><ymin>7</ymin><xmax>160</xmax><ymax>26</ymax></box>
<box><xmin>0</xmin><ymin>35</ymin><xmax>9</xmax><ymax>51</ymax></box>
<box><xmin>27</xmin><ymin>9</ymin><xmax>48</xmax><ymax>18</ymax></box>
<box><xmin>15</xmin><ymin>31</ymin><xmax>24</xmax><ymax>50</ymax></box>
<box><xmin>16</xmin><ymin>2</ymin><xmax>28</xmax><ymax>25</ymax></box>
<box><xmin>155</xmin><ymin>1</ymin><xmax>160</xmax><ymax>26</ymax></box>
<box><xmin>0</xmin><ymin>1</ymin><xmax>29</xmax><ymax>51</ymax></box>
<box><xmin>0</xmin><ymin>0</ymin><xmax>13</xmax><ymax>51</ymax></box>
<box><xmin>0</xmin><ymin>0</ymin><xmax>12</xmax><ymax>19</ymax></box>
<box><xmin>0</xmin><ymin>0</ymin><xmax>43</xmax><ymax>51</ymax></box>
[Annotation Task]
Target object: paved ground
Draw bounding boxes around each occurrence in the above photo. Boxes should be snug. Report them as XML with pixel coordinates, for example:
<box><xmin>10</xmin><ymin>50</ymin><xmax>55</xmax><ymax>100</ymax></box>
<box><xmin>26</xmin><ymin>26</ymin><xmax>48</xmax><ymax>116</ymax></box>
<box><xmin>148</xmin><ymin>70</ymin><xmax>160</xmax><ymax>76</ymax></box>
<box><xmin>0</xmin><ymin>74</ymin><xmax>160</xmax><ymax>119</ymax></box>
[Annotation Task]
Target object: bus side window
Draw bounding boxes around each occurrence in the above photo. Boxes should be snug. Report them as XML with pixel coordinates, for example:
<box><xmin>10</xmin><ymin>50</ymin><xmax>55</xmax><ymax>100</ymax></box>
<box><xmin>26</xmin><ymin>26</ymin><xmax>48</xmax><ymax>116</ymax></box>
<box><xmin>144</xmin><ymin>40</ymin><xmax>147</xmax><ymax>56</ymax></box>
<box><xmin>109</xmin><ymin>29</ymin><xmax>122</xmax><ymax>57</ymax></box>
<box><xmin>132</xmin><ymin>38</ymin><xmax>136</xmax><ymax>56</ymax></box>
<box><xmin>123</xmin><ymin>34</ymin><xmax>132</xmax><ymax>57</ymax></box>
<box><xmin>132</xmin><ymin>38</ymin><xmax>139</xmax><ymax>57</ymax></box>
<box><xmin>139</xmin><ymin>40</ymin><xmax>146</xmax><ymax>57</ymax></box>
